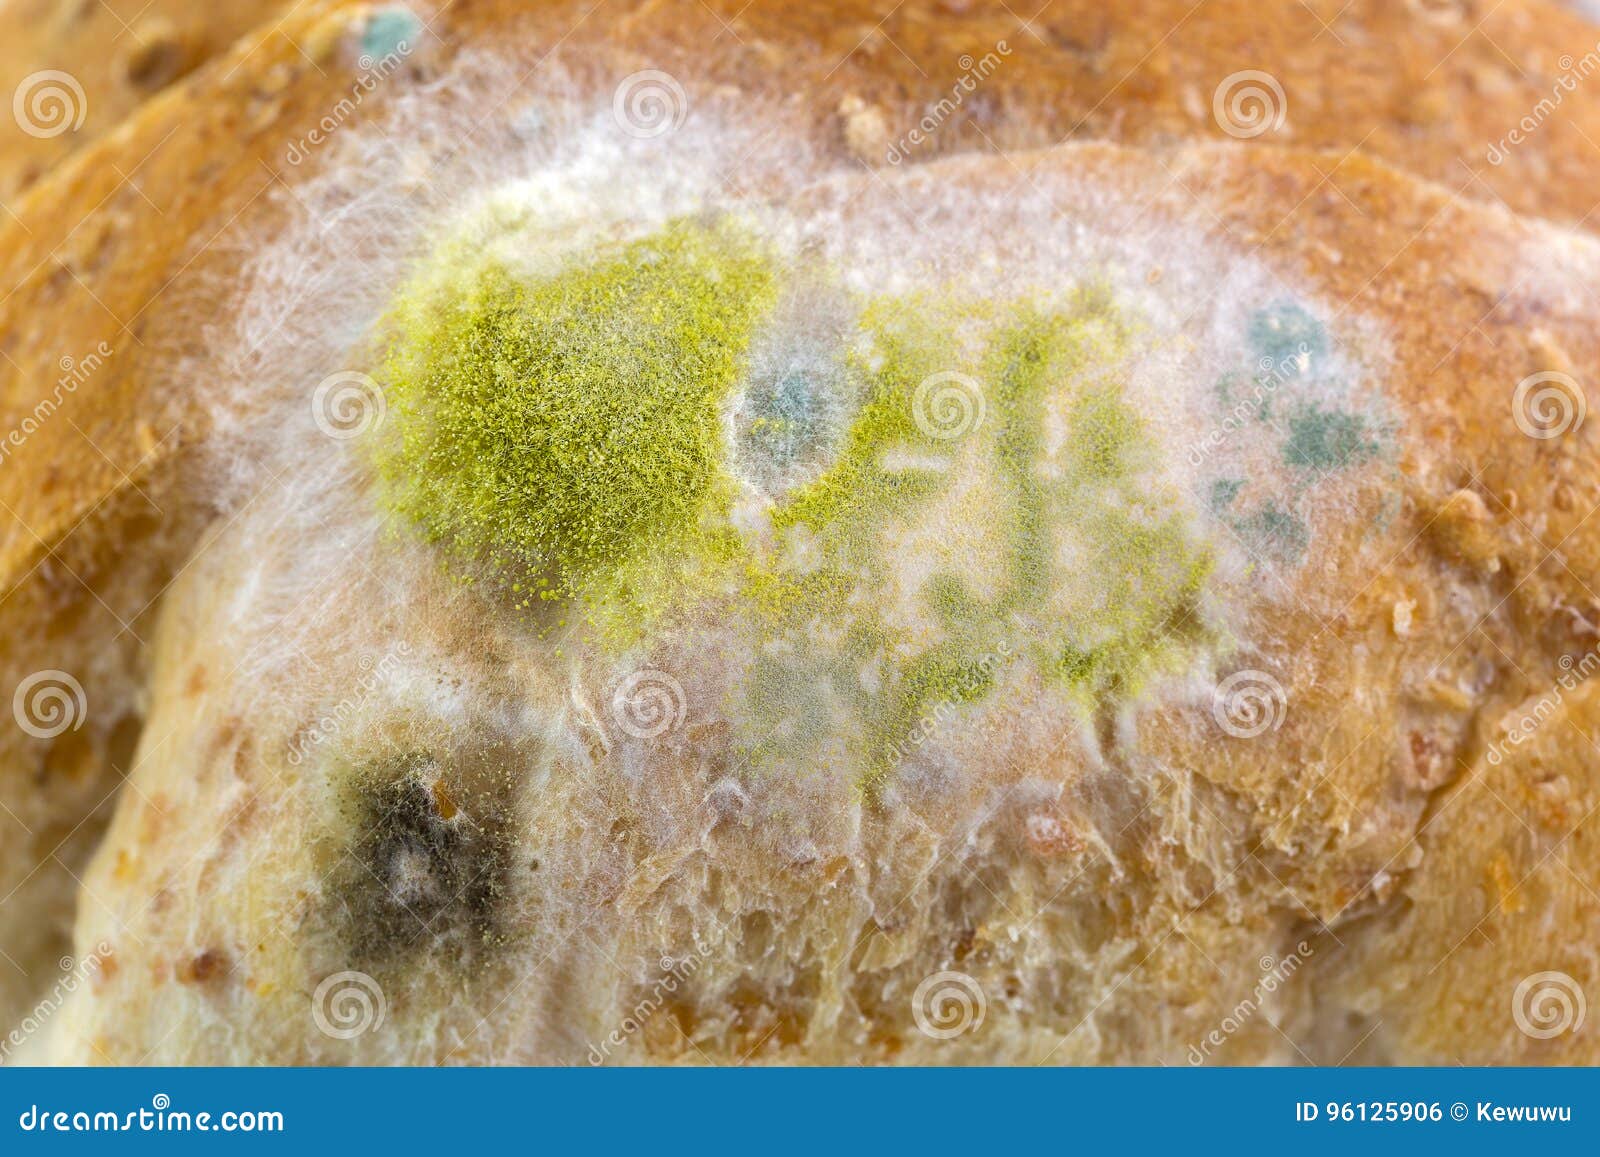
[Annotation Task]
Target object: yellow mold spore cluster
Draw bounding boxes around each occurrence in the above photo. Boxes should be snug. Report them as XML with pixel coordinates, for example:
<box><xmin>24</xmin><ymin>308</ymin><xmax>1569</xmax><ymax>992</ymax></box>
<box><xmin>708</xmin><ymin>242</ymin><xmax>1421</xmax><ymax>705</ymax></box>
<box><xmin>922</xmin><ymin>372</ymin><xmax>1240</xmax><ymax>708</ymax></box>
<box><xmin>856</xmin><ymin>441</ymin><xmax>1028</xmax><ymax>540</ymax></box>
<box><xmin>374</xmin><ymin>219</ymin><xmax>778</xmax><ymax>638</ymax></box>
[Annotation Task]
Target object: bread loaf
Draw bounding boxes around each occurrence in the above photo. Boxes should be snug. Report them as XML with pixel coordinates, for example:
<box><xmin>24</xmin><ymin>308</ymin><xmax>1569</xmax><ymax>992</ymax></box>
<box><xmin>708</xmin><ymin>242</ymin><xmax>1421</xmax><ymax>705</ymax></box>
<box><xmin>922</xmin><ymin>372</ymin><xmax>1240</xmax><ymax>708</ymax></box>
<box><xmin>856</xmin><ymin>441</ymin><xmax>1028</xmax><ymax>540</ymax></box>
<box><xmin>2</xmin><ymin>0</ymin><xmax>1596</xmax><ymax>1065</ymax></box>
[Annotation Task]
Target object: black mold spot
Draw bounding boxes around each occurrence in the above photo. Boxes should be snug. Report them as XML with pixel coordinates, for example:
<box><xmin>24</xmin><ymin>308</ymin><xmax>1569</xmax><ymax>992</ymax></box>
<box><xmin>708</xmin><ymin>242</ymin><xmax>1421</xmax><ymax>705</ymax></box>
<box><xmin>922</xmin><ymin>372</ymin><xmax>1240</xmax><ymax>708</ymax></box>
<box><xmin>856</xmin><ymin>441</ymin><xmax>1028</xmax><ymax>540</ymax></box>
<box><xmin>338</xmin><ymin>754</ymin><xmax>514</xmax><ymax>968</ymax></box>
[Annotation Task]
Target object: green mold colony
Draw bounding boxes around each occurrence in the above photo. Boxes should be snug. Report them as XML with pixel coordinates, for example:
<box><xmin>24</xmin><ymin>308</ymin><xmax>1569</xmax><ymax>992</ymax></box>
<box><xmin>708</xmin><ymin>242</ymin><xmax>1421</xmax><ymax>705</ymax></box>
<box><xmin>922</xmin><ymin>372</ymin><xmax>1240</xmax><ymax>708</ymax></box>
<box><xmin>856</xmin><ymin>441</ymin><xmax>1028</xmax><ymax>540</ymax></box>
<box><xmin>373</xmin><ymin>218</ymin><xmax>1226</xmax><ymax>791</ymax></box>
<box><xmin>375</xmin><ymin>219</ymin><xmax>777</xmax><ymax>641</ymax></box>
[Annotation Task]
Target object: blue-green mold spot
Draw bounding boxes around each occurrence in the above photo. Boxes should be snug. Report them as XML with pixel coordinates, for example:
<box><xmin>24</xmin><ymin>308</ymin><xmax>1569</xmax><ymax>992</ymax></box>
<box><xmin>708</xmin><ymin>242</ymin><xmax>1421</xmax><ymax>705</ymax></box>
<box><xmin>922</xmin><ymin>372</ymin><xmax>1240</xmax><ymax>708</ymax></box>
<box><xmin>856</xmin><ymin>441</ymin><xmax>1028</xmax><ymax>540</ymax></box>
<box><xmin>1249</xmin><ymin>300</ymin><xmax>1325</xmax><ymax>370</ymax></box>
<box><xmin>736</xmin><ymin>354</ymin><xmax>851</xmax><ymax>491</ymax></box>
<box><xmin>1282</xmin><ymin>402</ymin><xmax>1382</xmax><ymax>472</ymax></box>
<box><xmin>361</xmin><ymin>7</ymin><xmax>421</xmax><ymax>62</ymax></box>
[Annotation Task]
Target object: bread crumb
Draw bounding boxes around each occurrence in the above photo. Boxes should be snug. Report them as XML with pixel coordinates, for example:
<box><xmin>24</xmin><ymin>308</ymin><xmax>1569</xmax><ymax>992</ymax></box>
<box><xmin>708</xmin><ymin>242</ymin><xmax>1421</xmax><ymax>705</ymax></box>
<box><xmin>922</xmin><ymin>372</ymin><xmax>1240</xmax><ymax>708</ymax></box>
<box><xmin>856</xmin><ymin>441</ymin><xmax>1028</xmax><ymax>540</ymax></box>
<box><xmin>1429</xmin><ymin>488</ymin><xmax>1501</xmax><ymax>572</ymax></box>
<box><xmin>178</xmin><ymin>949</ymin><xmax>229</xmax><ymax>984</ymax></box>
<box><xmin>839</xmin><ymin>95</ymin><xmax>890</xmax><ymax>165</ymax></box>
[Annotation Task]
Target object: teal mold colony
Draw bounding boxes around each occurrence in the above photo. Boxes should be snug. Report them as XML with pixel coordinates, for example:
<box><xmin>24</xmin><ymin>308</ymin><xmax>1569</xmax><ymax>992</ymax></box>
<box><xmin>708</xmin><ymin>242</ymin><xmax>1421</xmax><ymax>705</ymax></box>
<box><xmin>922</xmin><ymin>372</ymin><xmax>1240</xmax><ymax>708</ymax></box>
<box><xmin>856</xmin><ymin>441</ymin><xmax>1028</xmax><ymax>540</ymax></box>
<box><xmin>1206</xmin><ymin>300</ymin><xmax>1393</xmax><ymax>564</ymax></box>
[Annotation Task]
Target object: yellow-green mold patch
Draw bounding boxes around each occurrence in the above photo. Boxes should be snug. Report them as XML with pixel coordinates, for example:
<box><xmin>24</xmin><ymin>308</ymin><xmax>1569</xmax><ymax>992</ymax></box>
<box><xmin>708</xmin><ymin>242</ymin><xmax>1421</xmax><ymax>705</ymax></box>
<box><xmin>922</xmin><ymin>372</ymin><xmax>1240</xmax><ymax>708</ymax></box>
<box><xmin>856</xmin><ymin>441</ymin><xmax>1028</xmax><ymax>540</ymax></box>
<box><xmin>743</xmin><ymin>290</ymin><xmax>1219</xmax><ymax>792</ymax></box>
<box><xmin>988</xmin><ymin>302</ymin><xmax>1214</xmax><ymax>696</ymax></box>
<box><xmin>374</xmin><ymin>218</ymin><xmax>778</xmax><ymax>640</ymax></box>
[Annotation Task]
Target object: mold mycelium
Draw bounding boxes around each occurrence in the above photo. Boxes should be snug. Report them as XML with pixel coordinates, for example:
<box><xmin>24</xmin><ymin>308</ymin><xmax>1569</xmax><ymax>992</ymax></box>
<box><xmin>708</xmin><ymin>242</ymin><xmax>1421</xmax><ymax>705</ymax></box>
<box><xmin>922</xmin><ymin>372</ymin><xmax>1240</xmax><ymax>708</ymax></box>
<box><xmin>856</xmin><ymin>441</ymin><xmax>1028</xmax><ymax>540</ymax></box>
<box><xmin>374</xmin><ymin>216</ymin><xmax>779</xmax><ymax>642</ymax></box>
<box><xmin>373</xmin><ymin>212</ymin><xmax>1256</xmax><ymax>792</ymax></box>
<box><xmin>738</xmin><ymin>289</ymin><xmax>1219</xmax><ymax>791</ymax></box>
